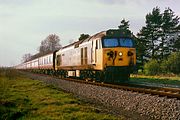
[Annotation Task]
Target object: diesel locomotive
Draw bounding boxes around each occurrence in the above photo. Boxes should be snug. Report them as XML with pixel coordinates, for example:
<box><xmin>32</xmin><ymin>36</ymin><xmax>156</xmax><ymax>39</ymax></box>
<box><xmin>16</xmin><ymin>29</ymin><xmax>136</xmax><ymax>83</ymax></box>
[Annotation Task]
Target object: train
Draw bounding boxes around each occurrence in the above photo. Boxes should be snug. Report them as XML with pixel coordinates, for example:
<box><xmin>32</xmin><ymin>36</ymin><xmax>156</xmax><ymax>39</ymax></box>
<box><xmin>15</xmin><ymin>29</ymin><xmax>136</xmax><ymax>83</ymax></box>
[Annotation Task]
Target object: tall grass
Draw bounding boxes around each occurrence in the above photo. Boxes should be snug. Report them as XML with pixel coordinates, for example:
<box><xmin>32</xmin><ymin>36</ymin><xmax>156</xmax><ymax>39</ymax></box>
<box><xmin>0</xmin><ymin>68</ymin><xmax>19</xmax><ymax>99</ymax></box>
<box><xmin>0</xmin><ymin>67</ymin><xmax>19</xmax><ymax>79</ymax></box>
<box><xmin>0</xmin><ymin>68</ymin><xmax>13</xmax><ymax>99</ymax></box>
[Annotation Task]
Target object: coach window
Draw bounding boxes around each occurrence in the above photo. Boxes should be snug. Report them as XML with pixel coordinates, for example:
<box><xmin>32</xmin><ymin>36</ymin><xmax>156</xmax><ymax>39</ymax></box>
<box><xmin>40</xmin><ymin>58</ymin><xmax>42</xmax><ymax>65</ymax></box>
<box><xmin>44</xmin><ymin>58</ymin><xmax>46</xmax><ymax>64</ymax></box>
<box><xmin>49</xmin><ymin>56</ymin><xmax>51</xmax><ymax>63</ymax></box>
<box><xmin>46</xmin><ymin>57</ymin><xmax>48</xmax><ymax>64</ymax></box>
<box><xmin>38</xmin><ymin>59</ymin><xmax>40</xmax><ymax>65</ymax></box>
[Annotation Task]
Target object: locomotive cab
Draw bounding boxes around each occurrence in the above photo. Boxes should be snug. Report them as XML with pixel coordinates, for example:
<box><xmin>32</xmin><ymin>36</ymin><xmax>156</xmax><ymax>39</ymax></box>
<box><xmin>94</xmin><ymin>29</ymin><xmax>136</xmax><ymax>82</ymax></box>
<box><xmin>102</xmin><ymin>37</ymin><xmax>136</xmax><ymax>67</ymax></box>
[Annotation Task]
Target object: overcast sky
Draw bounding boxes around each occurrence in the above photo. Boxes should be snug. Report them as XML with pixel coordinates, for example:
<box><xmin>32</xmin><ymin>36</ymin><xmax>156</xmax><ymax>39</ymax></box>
<box><xmin>0</xmin><ymin>0</ymin><xmax>180</xmax><ymax>66</ymax></box>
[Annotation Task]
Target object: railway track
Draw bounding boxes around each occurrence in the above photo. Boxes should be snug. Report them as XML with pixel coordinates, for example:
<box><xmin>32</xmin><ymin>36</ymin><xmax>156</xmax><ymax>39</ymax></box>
<box><xmin>23</xmin><ymin>71</ymin><xmax>180</xmax><ymax>100</ymax></box>
<box><xmin>21</xmin><ymin>71</ymin><xmax>180</xmax><ymax>119</ymax></box>
<box><xmin>60</xmin><ymin>77</ymin><xmax>180</xmax><ymax>100</ymax></box>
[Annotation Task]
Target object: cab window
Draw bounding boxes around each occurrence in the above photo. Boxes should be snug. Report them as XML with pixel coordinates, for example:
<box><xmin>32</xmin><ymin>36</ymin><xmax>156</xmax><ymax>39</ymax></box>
<box><xmin>103</xmin><ymin>38</ymin><xmax>118</xmax><ymax>47</ymax></box>
<box><xmin>119</xmin><ymin>38</ymin><xmax>133</xmax><ymax>47</ymax></box>
<box><xmin>102</xmin><ymin>38</ymin><xmax>134</xmax><ymax>48</ymax></box>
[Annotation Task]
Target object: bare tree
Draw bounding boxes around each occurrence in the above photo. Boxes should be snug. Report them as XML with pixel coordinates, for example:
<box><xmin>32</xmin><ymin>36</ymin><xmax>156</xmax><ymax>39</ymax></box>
<box><xmin>22</xmin><ymin>53</ymin><xmax>32</xmax><ymax>62</ymax></box>
<box><xmin>39</xmin><ymin>34</ymin><xmax>62</xmax><ymax>54</ymax></box>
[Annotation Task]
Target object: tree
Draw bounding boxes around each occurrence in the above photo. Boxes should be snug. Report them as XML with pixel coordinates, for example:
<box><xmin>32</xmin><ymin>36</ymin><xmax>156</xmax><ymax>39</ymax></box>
<box><xmin>39</xmin><ymin>34</ymin><xmax>62</xmax><ymax>54</ymax></box>
<box><xmin>159</xmin><ymin>8</ymin><xmax>180</xmax><ymax>59</ymax></box>
<box><xmin>173</xmin><ymin>25</ymin><xmax>180</xmax><ymax>51</ymax></box>
<box><xmin>137</xmin><ymin>7</ymin><xmax>180</xmax><ymax>61</ymax></box>
<box><xmin>22</xmin><ymin>53</ymin><xmax>32</xmax><ymax>62</ymax></box>
<box><xmin>118</xmin><ymin>19</ymin><xmax>130</xmax><ymax>30</ymax></box>
<box><xmin>118</xmin><ymin>19</ymin><xmax>132</xmax><ymax>35</ymax></box>
<box><xmin>173</xmin><ymin>35</ymin><xmax>180</xmax><ymax>51</ymax></box>
<box><xmin>138</xmin><ymin>7</ymin><xmax>162</xmax><ymax>60</ymax></box>
<box><xmin>78</xmin><ymin>34</ymin><xmax>90</xmax><ymax>41</ymax></box>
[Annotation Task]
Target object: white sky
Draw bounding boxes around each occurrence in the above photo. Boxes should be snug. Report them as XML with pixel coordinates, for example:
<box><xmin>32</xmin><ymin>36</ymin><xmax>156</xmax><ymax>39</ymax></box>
<box><xmin>0</xmin><ymin>0</ymin><xmax>180</xmax><ymax>66</ymax></box>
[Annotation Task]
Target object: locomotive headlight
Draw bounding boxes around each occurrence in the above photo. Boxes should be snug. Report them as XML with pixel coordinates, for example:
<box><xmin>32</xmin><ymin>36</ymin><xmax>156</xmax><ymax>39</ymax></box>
<box><xmin>119</xmin><ymin>52</ymin><xmax>123</xmax><ymax>56</ymax></box>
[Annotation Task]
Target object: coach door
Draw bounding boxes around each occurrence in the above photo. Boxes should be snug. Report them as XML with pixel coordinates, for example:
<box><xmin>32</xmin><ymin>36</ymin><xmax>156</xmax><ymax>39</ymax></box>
<box><xmin>56</xmin><ymin>55</ymin><xmax>61</xmax><ymax>66</ymax></box>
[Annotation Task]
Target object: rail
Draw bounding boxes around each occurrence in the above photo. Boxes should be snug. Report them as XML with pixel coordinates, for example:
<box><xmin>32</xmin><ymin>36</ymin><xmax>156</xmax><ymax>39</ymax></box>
<box><xmin>62</xmin><ymin>77</ymin><xmax>180</xmax><ymax>100</ymax></box>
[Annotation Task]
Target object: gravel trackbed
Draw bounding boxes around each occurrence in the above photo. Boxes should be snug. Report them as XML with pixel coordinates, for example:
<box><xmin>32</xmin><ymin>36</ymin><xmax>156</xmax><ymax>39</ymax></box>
<box><xmin>23</xmin><ymin>72</ymin><xmax>180</xmax><ymax>120</ymax></box>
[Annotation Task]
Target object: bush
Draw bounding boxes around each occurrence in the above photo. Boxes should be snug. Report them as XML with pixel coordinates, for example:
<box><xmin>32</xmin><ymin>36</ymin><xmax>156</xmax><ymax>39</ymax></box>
<box><xmin>144</xmin><ymin>52</ymin><xmax>180</xmax><ymax>75</ymax></box>
<box><xmin>160</xmin><ymin>59</ymin><xmax>169</xmax><ymax>74</ymax></box>
<box><xmin>164</xmin><ymin>52</ymin><xmax>180</xmax><ymax>74</ymax></box>
<box><xmin>144</xmin><ymin>59</ymin><xmax>161</xmax><ymax>75</ymax></box>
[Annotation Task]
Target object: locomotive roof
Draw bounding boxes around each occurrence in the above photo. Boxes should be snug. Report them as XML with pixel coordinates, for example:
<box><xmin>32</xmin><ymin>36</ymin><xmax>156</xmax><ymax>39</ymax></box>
<box><xmin>62</xmin><ymin>31</ymin><xmax>106</xmax><ymax>49</ymax></box>
<box><xmin>61</xmin><ymin>29</ymin><xmax>133</xmax><ymax>49</ymax></box>
<box><xmin>23</xmin><ymin>51</ymin><xmax>55</xmax><ymax>63</ymax></box>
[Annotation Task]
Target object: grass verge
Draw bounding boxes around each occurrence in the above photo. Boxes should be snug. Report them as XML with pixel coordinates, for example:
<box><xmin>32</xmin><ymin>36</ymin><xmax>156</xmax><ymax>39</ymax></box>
<box><xmin>130</xmin><ymin>74</ymin><xmax>180</xmax><ymax>86</ymax></box>
<box><xmin>0</xmin><ymin>69</ymin><xmax>122</xmax><ymax>120</ymax></box>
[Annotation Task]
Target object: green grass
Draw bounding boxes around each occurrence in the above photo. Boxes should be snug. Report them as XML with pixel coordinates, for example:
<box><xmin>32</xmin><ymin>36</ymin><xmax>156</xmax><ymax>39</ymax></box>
<box><xmin>0</xmin><ymin>69</ymin><xmax>122</xmax><ymax>120</ymax></box>
<box><xmin>130</xmin><ymin>74</ymin><xmax>180</xmax><ymax>86</ymax></box>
